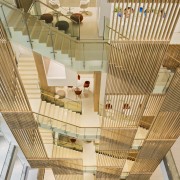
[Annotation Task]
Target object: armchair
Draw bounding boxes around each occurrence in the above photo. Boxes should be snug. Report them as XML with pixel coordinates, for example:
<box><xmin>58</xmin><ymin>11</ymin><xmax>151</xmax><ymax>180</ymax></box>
<box><xmin>83</xmin><ymin>81</ymin><xmax>90</xmax><ymax>90</ymax></box>
<box><xmin>48</xmin><ymin>0</ymin><xmax>60</xmax><ymax>9</ymax></box>
<box><xmin>74</xmin><ymin>88</ymin><xmax>82</xmax><ymax>98</ymax></box>
<box><xmin>80</xmin><ymin>0</ymin><xmax>90</xmax><ymax>15</ymax></box>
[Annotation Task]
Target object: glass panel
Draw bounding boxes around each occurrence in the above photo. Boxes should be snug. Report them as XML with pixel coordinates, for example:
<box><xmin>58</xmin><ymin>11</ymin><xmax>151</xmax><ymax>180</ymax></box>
<box><xmin>29</xmin><ymin>1</ymin><xmax>80</xmax><ymax>39</ymax></box>
<box><xmin>131</xmin><ymin>139</ymin><xmax>144</xmax><ymax>149</ymax></box>
<box><xmin>0</xmin><ymin>6</ymin><xmax>32</xmax><ymax>49</ymax></box>
<box><xmin>84</xmin><ymin>128</ymin><xmax>100</xmax><ymax>140</ymax></box>
<box><xmin>41</xmin><ymin>90</ymin><xmax>82</xmax><ymax>113</ymax></box>
<box><xmin>104</xmin><ymin>16</ymin><xmax>110</xmax><ymax>40</ymax></box>
<box><xmin>0</xmin><ymin>1</ymin><xmax>109</xmax><ymax>73</ymax></box>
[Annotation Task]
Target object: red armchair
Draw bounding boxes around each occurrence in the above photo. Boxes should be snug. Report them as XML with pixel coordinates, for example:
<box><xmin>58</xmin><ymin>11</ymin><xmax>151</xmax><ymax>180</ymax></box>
<box><xmin>83</xmin><ymin>81</ymin><xmax>90</xmax><ymax>90</ymax></box>
<box><xmin>74</xmin><ymin>89</ymin><xmax>82</xmax><ymax>98</ymax></box>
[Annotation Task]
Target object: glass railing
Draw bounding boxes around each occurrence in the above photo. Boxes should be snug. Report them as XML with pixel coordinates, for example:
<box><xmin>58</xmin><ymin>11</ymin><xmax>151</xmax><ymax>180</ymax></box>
<box><xmin>28</xmin><ymin>0</ymin><xmax>80</xmax><ymax>39</ymax></box>
<box><xmin>56</xmin><ymin>139</ymin><xmax>83</xmax><ymax>152</ymax></box>
<box><xmin>120</xmin><ymin>172</ymin><xmax>130</xmax><ymax>179</ymax></box>
<box><xmin>34</xmin><ymin>111</ymin><xmax>145</xmax><ymax>150</ymax></box>
<box><xmin>153</xmin><ymin>71</ymin><xmax>174</xmax><ymax>94</ymax></box>
<box><xmin>0</xmin><ymin>0</ymin><xmax>110</xmax><ymax>72</ymax></box>
<box><xmin>41</xmin><ymin>91</ymin><xmax>82</xmax><ymax>114</ymax></box>
<box><xmin>34</xmin><ymin>112</ymin><xmax>100</xmax><ymax>140</ymax></box>
<box><xmin>131</xmin><ymin>138</ymin><xmax>144</xmax><ymax>150</ymax></box>
<box><xmin>103</xmin><ymin>16</ymin><xmax>110</xmax><ymax>41</ymax></box>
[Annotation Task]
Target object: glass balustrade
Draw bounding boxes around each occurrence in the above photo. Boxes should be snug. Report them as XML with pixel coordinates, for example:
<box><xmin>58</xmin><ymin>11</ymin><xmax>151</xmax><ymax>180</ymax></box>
<box><xmin>41</xmin><ymin>91</ymin><xmax>82</xmax><ymax>113</ymax></box>
<box><xmin>0</xmin><ymin>1</ymin><xmax>110</xmax><ymax>72</ymax></box>
<box><xmin>29</xmin><ymin>0</ymin><xmax>80</xmax><ymax>39</ymax></box>
<box><xmin>33</xmin><ymin>112</ymin><xmax>100</xmax><ymax>140</ymax></box>
<box><xmin>34</xmin><ymin>112</ymin><xmax>144</xmax><ymax>150</ymax></box>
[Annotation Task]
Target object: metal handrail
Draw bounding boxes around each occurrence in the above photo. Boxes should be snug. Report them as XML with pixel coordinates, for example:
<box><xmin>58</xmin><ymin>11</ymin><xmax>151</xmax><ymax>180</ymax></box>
<box><xmin>33</xmin><ymin>111</ymin><xmax>99</xmax><ymax>128</ymax></box>
<box><xmin>41</xmin><ymin>91</ymin><xmax>82</xmax><ymax>112</ymax></box>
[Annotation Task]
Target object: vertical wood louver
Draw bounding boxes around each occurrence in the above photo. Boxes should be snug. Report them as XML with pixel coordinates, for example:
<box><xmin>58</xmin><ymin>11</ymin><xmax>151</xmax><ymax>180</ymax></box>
<box><xmin>97</xmin><ymin>0</ymin><xmax>179</xmax><ymax>178</ymax></box>
<box><xmin>0</xmin><ymin>19</ymin><xmax>83</xmax><ymax>175</ymax></box>
<box><xmin>109</xmin><ymin>0</ymin><xmax>179</xmax><ymax>41</ymax></box>
<box><xmin>97</xmin><ymin>41</ymin><xmax>169</xmax><ymax>179</ymax></box>
<box><xmin>0</xmin><ymin>19</ymin><xmax>48</xmax><ymax>159</ymax></box>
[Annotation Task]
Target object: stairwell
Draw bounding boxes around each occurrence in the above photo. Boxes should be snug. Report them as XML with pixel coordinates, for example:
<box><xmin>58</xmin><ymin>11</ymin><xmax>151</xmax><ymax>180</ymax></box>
<box><xmin>0</xmin><ymin>4</ymin><xmax>108</xmax><ymax>72</ymax></box>
<box><xmin>18</xmin><ymin>55</ymin><xmax>41</xmax><ymax>99</ymax></box>
<box><xmin>38</xmin><ymin>100</ymin><xmax>81</xmax><ymax>133</ymax></box>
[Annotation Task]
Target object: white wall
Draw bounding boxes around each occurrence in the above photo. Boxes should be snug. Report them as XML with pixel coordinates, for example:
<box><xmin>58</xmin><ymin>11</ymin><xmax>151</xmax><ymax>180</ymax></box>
<box><xmin>46</xmin><ymin>60</ymin><xmax>77</xmax><ymax>86</ymax></box>
<box><xmin>97</xmin><ymin>0</ymin><xmax>112</xmax><ymax>37</ymax></box>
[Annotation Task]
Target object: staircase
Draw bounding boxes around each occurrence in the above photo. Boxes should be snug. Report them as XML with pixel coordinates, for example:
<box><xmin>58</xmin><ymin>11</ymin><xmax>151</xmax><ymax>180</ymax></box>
<box><xmin>18</xmin><ymin>55</ymin><xmax>41</xmax><ymax>99</ymax></box>
<box><xmin>52</xmin><ymin>145</ymin><xmax>82</xmax><ymax>159</ymax></box>
<box><xmin>39</xmin><ymin>127</ymin><xmax>83</xmax><ymax>159</ymax></box>
<box><xmin>38</xmin><ymin>100</ymin><xmax>81</xmax><ymax>132</ymax></box>
<box><xmin>55</xmin><ymin>174</ymin><xmax>83</xmax><ymax>180</ymax></box>
<box><xmin>0</xmin><ymin>4</ymin><xmax>109</xmax><ymax>72</ymax></box>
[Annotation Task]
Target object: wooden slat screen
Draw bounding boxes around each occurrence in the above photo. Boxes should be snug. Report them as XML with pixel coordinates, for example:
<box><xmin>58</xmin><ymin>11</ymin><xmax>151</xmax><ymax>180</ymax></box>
<box><xmin>109</xmin><ymin>0</ymin><xmax>180</xmax><ymax>41</ymax></box>
<box><xmin>148</xmin><ymin>112</ymin><xmax>180</xmax><ymax>139</ymax></box>
<box><xmin>107</xmin><ymin>41</ymin><xmax>168</xmax><ymax>94</ymax></box>
<box><xmin>136</xmin><ymin>140</ymin><xmax>175</xmax><ymax>159</ymax></box>
<box><xmin>130</xmin><ymin>159</ymin><xmax>161</xmax><ymax>173</ymax></box>
<box><xmin>2</xmin><ymin>112</ymin><xmax>37</xmax><ymax>129</ymax></box>
<box><xmin>126</xmin><ymin>174</ymin><xmax>151</xmax><ymax>180</ymax></box>
<box><xmin>29</xmin><ymin>159</ymin><xmax>83</xmax><ymax>174</ymax></box>
<box><xmin>0</xmin><ymin>20</ymin><xmax>48</xmax><ymax>161</ymax></box>
<box><xmin>97</xmin><ymin>150</ymin><xmax>127</xmax><ymax>167</ymax></box>
<box><xmin>97</xmin><ymin>41</ymin><xmax>170</xmax><ymax>179</ymax></box>
<box><xmin>96</xmin><ymin>167</ymin><xmax>121</xmax><ymax>179</ymax></box>
<box><xmin>99</xmin><ymin>129</ymin><xmax>136</xmax><ymax>150</ymax></box>
<box><xmin>55</xmin><ymin>175</ymin><xmax>83</xmax><ymax>180</ymax></box>
<box><xmin>13</xmin><ymin>129</ymin><xmax>47</xmax><ymax>159</ymax></box>
<box><xmin>129</xmin><ymin>68</ymin><xmax>180</xmax><ymax>175</ymax></box>
<box><xmin>143</xmin><ymin>94</ymin><xmax>165</xmax><ymax>116</ymax></box>
<box><xmin>162</xmin><ymin>45</ymin><xmax>180</xmax><ymax>69</ymax></box>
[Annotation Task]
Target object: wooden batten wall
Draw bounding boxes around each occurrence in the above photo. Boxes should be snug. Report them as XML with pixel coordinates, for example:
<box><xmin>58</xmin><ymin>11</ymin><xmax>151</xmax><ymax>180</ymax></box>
<box><xmin>97</xmin><ymin>41</ymin><xmax>169</xmax><ymax>179</ymax></box>
<box><xmin>0</xmin><ymin>20</ymin><xmax>48</xmax><ymax>159</ymax></box>
<box><xmin>163</xmin><ymin>45</ymin><xmax>180</xmax><ymax>70</ymax></box>
<box><xmin>0</xmin><ymin>21</ymin><xmax>84</xmax><ymax>173</ymax></box>
<box><xmin>110</xmin><ymin>0</ymin><xmax>179</xmax><ymax>41</ymax></box>
<box><xmin>97</xmin><ymin>0</ymin><xmax>179</xmax><ymax>178</ymax></box>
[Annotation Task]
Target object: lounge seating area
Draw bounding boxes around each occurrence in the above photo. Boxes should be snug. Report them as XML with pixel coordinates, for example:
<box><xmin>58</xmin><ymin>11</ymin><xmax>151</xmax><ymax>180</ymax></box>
<box><xmin>34</xmin><ymin>0</ymin><xmax>99</xmax><ymax>39</ymax></box>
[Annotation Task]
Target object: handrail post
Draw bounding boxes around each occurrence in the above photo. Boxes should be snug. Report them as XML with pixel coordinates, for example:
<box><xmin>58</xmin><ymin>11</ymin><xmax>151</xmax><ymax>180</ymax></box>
<box><xmin>78</xmin><ymin>18</ymin><xmax>80</xmax><ymax>40</ymax></box>
<box><xmin>21</xmin><ymin>12</ymin><xmax>33</xmax><ymax>49</ymax></box>
<box><xmin>70</xmin><ymin>40</ymin><xmax>73</xmax><ymax>66</ymax></box>
<box><xmin>103</xmin><ymin>16</ymin><xmax>105</xmax><ymax>40</ymax></box>
<box><xmin>83</xmin><ymin>43</ymin><xmax>85</xmax><ymax>69</ymax></box>
<box><xmin>101</xmin><ymin>42</ymin><xmax>104</xmax><ymax>68</ymax></box>
<box><xmin>84</xmin><ymin>128</ymin><xmax>86</xmax><ymax>139</ymax></box>
<box><xmin>49</xmin><ymin>26</ymin><xmax>56</xmax><ymax>59</ymax></box>
<box><xmin>0</xmin><ymin>5</ymin><xmax>12</xmax><ymax>38</ymax></box>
